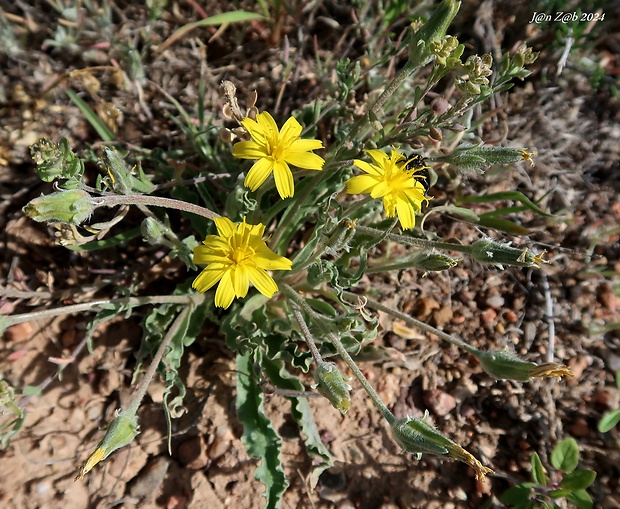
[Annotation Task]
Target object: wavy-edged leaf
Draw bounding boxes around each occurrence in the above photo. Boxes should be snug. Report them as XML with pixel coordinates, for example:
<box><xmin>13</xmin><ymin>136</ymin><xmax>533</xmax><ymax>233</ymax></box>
<box><xmin>261</xmin><ymin>357</ymin><xmax>334</xmax><ymax>487</ymax></box>
<box><xmin>236</xmin><ymin>351</ymin><xmax>288</xmax><ymax>509</ymax></box>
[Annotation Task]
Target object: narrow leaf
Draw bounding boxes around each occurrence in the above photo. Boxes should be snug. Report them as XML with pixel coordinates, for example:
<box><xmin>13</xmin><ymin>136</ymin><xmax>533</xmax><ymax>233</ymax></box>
<box><xmin>530</xmin><ymin>452</ymin><xmax>547</xmax><ymax>485</ymax></box>
<box><xmin>476</xmin><ymin>216</ymin><xmax>530</xmax><ymax>234</ymax></box>
<box><xmin>458</xmin><ymin>191</ymin><xmax>553</xmax><ymax>217</ymax></box>
<box><xmin>65</xmin><ymin>89</ymin><xmax>116</xmax><ymax>142</ymax></box>
<box><xmin>159</xmin><ymin>11</ymin><xmax>265</xmax><ymax>52</ymax></box>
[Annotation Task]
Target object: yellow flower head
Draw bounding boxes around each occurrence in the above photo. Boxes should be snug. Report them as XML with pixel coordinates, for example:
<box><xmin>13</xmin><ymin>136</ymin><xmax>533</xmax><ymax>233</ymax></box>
<box><xmin>232</xmin><ymin>111</ymin><xmax>325</xmax><ymax>199</ymax></box>
<box><xmin>346</xmin><ymin>149</ymin><xmax>430</xmax><ymax>230</ymax></box>
<box><xmin>192</xmin><ymin>217</ymin><xmax>292</xmax><ymax>309</ymax></box>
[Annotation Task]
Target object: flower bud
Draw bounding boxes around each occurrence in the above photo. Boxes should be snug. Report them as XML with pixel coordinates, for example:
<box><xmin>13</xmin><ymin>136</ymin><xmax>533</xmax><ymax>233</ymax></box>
<box><xmin>430</xmin><ymin>36</ymin><xmax>463</xmax><ymax>67</ymax></box>
<box><xmin>325</xmin><ymin>220</ymin><xmax>356</xmax><ymax>256</ymax></box>
<box><xmin>433</xmin><ymin>144</ymin><xmax>537</xmax><ymax>173</ymax></box>
<box><xmin>23</xmin><ymin>190</ymin><xmax>94</xmax><ymax>225</ymax></box>
<box><xmin>391</xmin><ymin>415</ymin><xmax>451</xmax><ymax>458</ymax></box>
<box><xmin>409</xmin><ymin>252</ymin><xmax>460</xmax><ymax>273</ymax></box>
<box><xmin>513</xmin><ymin>43</ymin><xmax>538</xmax><ymax>67</ymax></box>
<box><xmin>75</xmin><ymin>410</ymin><xmax>140</xmax><ymax>480</ymax></box>
<box><xmin>313</xmin><ymin>362</ymin><xmax>351</xmax><ymax>414</ymax></box>
<box><xmin>141</xmin><ymin>217</ymin><xmax>166</xmax><ymax>245</ymax></box>
<box><xmin>469</xmin><ymin>238</ymin><xmax>546</xmax><ymax>268</ymax></box>
<box><xmin>476</xmin><ymin>349</ymin><xmax>574</xmax><ymax>381</ymax></box>
<box><xmin>391</xmin><ymin>415</ymin><xmax>494</xmax><ymax>480</ymax></box>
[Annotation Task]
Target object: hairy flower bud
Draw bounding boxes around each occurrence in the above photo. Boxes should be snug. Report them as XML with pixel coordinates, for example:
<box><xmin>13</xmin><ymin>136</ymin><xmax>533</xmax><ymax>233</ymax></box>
<box><xmin>23</xmin><ymin>190</ymin><xmax>93</xmax><ymax>225</ymax></box>
<box><xmin>313</xmin><ymin>362</ymin><xmax>352</xmax><ymax>414</ymax></box>
<box><xmin>391</xmin><ymin>414</ymin><xmax>493</xmax><ymax>481</ymax></box>
<box><xmin>75</xmin><ymin>410</ymin><xmax>140</xmax><ymax>480</ymax></box>
<box><xmin>433</xmin><ymin>143</ymin><xmax>537</xmax><ymax>173</ymax></box>
<box><xmin>409</xmin><ymin>252</ymin><xmax>460</xmax><ymax>273</ymax></box>
<box><xmin>476</xmin><ymin>349</ymin><xmax>574</xmax><ymax>381</ymax></box>
<box><xmin>469</xmin><ymin>238</ymin><xmax>545</xmax><ymax>268</ymax></box>
<box><xmin>141</xmin><ymin>217</ymin><xmax>166</xmax><ymax>245</ymax></box>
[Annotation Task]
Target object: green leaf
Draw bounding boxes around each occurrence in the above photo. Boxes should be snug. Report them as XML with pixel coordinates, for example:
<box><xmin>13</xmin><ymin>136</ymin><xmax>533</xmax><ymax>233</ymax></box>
<box><xmin>500</xmin><ymin>483</ymin><xmax>536</xmax><ymax>506</ymax></box>
<box><xmin>432</xmin><ymin>204</ymin><xmax>481</xmax><ymax>222</ymax></box>
<box><xmin>551</xmin><ymin>438</ymin><xmax>580</xmax><ymax>473</ymax></box>
<box><xmin>549</xmin><ymin>488</ymin><xmax>571</xmax><ymax>499</ymax></box>
<box><xmin>458</xmin><ymin>190</ymin><xmax>553</xmax><ymax>217</ymax></box>
<box><xmin>65</xmin><ymin>89</ymin><xmax>116</xmax><ymax>142</ymax></box>
<box><xmin>560</xmin><ymin>470</ymin><xmax>596</xmax><ymax>491</ymax></box>
<box><xmin>306</xmin><ymin>298</ymin><xmax>337</xmax><ymax>317</ymax></box>
<box><xmin>565</xmin><ymin>489</ymin><xmax>593</xmax><ymax>509</ymax></box>
<box><xmin>159</xmin><ymin>11</ymin><xmax>265</xmax><ymax>52</ymax></box>
<box><xmin>598</xmin><ymin>408</ymin><xmax>620</xmax><ymax>433</ymax></box>
<box><xmin>477</xmin><ymin>215</ymin><xmax>530</xmax><ymax>234</ymax></box>
<box><xmin>236</xmin><ymin>351</ymin><xmax>288</xmax><ymax>509</ymax></box>
<box><xmin>530</xmin><ymin>452</ymin><xmax>547</xmax><ymax>485</ymax></box>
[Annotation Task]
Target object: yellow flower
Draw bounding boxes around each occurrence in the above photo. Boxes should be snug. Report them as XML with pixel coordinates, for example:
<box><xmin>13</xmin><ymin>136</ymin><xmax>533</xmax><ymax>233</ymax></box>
<box><xmin>192</xmin><ymin>217</ymin><xmax>292</xmax><ymax>308</ymax></box>
<box><xmin>346</xmin><ymin>149</ymin><xmax>429</xmax><ymax>230</ymax></box>
<box><xmin>232</xmin><ymin>111</ymin><xmax>325</xmax><ymax>199</ymax></box>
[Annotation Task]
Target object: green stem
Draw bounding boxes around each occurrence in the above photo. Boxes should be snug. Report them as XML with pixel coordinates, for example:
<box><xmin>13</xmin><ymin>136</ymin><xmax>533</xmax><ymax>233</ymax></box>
<box><xmin>341</xmin><ymin>290</ymin><xmax>478</xmax><ymax>355</ymax></box>
<box><xmin>126</xmin><ymin>306</ymin><xmax>190</xmax><ymax>415</ymax></box>
<box><xmin>289</xmin><ymin>304</ymin><xmax>324</xmax><ymax>365</ymax></box>
<box><xmin>92</xmin><ymin>194</ymin><xmax>219</xmax><ymax>221</ymax></box>
<box><xmin>281</xmin><ymin>284</ymin><xmax>395</xmax><ymax>424</ymax></box>
<box><xmin>355</xmin><ymin>224</ymin><xmax>473</xmax><ymax>255</ymax></box>
<box><xmin>369</xmin><ymin>62</ymin><xmax>416</xmax><ymax>119</ymax></box>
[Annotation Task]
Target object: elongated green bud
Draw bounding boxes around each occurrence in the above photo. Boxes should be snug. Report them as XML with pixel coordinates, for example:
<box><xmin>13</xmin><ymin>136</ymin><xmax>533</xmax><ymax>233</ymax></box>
<box><xmin>391</xmin><ymin>414</ymin><xmax>494</xmax><ymax>481</ymax></box>
<box><xmin>141</xmin><ymin>217</ymin><xmax>166</xmax><ymax>245</ymax></box>
<box><xmin>391</xmin><ymin>415</ymin><xmax>451</xmax><ymax>458</ymax></box>
<box><xmin>409</xmin><ymin>252</ymin><xmax>460</xmax><ymax>273</ymax></box>
<box><xmin>469</xmin><ymin>238</ymin><xmax>545</xmax><ymax>268</ymax></box>
<box><xmin>313</xmin><ymin>362</ymin><xmax>352</xmax><ymax>414</ymax></box>
<box><xmin>75</xmin><ymin>410</ymin><xmax>140</xmax><ymax>480</ymax></box>
<box><xmin>433</xmin><ymin>144</ymin><xmax>536</xmax><ymax>173</ymax></box>
<box><xmin>23</xmin><ymin>190</ymin><xmax>94</xmax><ymax>225</ymax></box>
<box><xmin>475</xmin><ymin>349</ymin><xmax>574</xmax><ymax>381</ymax></box>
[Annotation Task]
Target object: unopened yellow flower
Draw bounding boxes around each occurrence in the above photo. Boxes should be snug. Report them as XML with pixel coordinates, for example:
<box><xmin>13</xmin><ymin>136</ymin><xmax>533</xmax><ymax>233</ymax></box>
<box><xmin>346</xmin><ymin>149</ymin><xmax>429</xmax><ymax>230</ymax></box>
<box><xmin>232</xmin><ymin>111</ymin><xmax>325</xmax><ymax>199</ymax></box>
<box><xmin>192</xmin><ymin>217</ymin><xmax>292</xmax><ymax>308</ymax></box>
